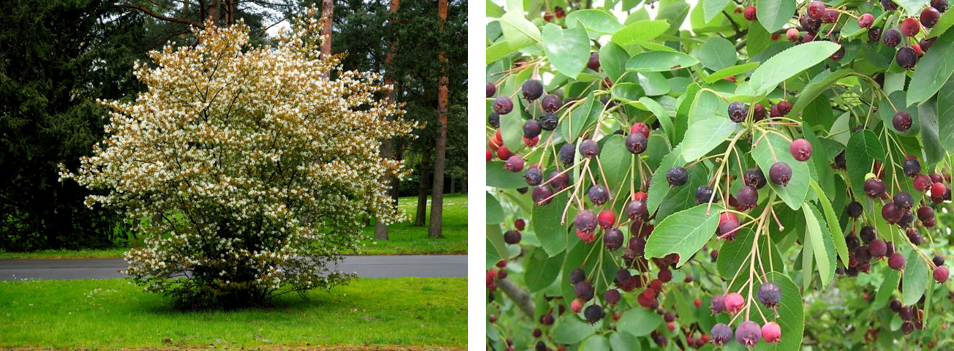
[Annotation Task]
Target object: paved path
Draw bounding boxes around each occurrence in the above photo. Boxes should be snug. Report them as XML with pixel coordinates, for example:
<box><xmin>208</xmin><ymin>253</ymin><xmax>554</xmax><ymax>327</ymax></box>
<box><xmin>0</xmin><ymin>255</ymin><xmax>467</xmax><ymax>280</ymax></box>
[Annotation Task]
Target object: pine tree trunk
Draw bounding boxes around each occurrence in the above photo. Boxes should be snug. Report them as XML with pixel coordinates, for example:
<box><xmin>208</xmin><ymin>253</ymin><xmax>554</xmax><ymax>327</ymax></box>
<box><xmin>374</xmin><ymin>0</ymin><xmax>401</xmax><ymax>241</ymax></box>
<box><xmin>414</xmin><ymin>149</ymin><xmax>430</xmax><ymax>227</ymax></box>
<box><xmin>321</xmin><ymin>0</ymin><xmax>334</xmax><ymax>80</ymax></box>
<box><xmin>428</xmin><ymin>0</ymin><xmax>448</xmax><ymax>239</ymax></box>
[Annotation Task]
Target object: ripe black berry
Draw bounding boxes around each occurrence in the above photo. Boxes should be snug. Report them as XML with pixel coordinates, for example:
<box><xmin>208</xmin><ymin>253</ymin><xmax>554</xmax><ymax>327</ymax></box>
<box><xmin>860</xmin><ymin>226</ymin><xmax>877</xmax><ymax>243</ymax></box>
<box><xmin>903</xmin><ymin>158</ymin><xmax>922</xmax><ymax>177</ymax></box>
<box><xmin>524</xmin><ymin>119</ymin><xmax>542</xmax><ymax>138</ymax></box>
<box><xmin>559</xmin><ymin>143</ymin><xmax>576</xmax><ymax>166</ymax></box>
<box><xmin>922</xmin><ymin>7</ymin><xmax>941</xmax><ymax>27</ymax></box>
<box><xmin>933</xmin><ymin>0</ymin><xmax>949</xmax><ymax>12</ymax></box>
<box><xmin>736</xmin><ymin>321</ymin><xmax>762</xmax><ymax>346</ymax></box>
<box><xmin>575</xmin><ymin>210</ymin><xmax>597</xmax><ymax>234</ymax></box>
<box><xmin>539</xmin><ymin>112</ymin><xmax>558</xmax><ymax>131</ymax></box>
<box><xmin>532</xmin><ymin>186</ymin><xmax>553</xmax><ymax>205</ymax></box>
<box><xmin>744</xmin><ymin>168</ymin><xmax>767</xmax><ymax>189</ymax></box>
<box><xmin>494</xmin><ymin>96</ymin><xmax>514</xmax><ymax>115</ymax></box>
<box><xmin>868</xmin><ymin>27</ymin><xmax>883</xmax><ymax>42</ymax></box>
<box><xmin>604</xmin><ymin>289</ymin><xmax>621</xmax><ymax>305</ymax></box>
<box><xmin>666</xmin><ymin>167</ymin><xmax>689</xmax><ymax>186</ymax></box>
<box><xmin>625</xmin><ymin>133</ymin><xmax>648</xmax><ymax>154</ymax></box>
<box><xmin>486</xmin><ymin>82</ymin><xmax>496</xmax><ymax>98</ymax></box>
<box><xmin>846</xmin><ymin>201</ymin><xmax>863</xmax><ymax>218</ymax></box>
<box><xmin>769</xmin><ymin>162</ymin><xmax>793</xmax><ymax>186</ymax></box>
<box><xmin>541</xmin><ymin>94</ymin><xmax>562</xmax><ymax>113</ymax></box>
<box><xmin>579</xmin><ymin>139</ymin><xmax>600</xmax><ymax>158</ymax></box>
<box><xmin>570</xmin><ymin>268</ymin><xmax>586</xmax><ymax>284</ymax></box>
<box><xmin>575</xmin><ymin>280</ymin><xmax>595</xmax><ymax>301</ymax></box>
<box><xmin>488</xmin><ymin>112</ymin><xmax>500</xmax><ymax>128</ymax></box>
<box><xmin>522</xmin><ymin>79</ymin><xmax>544</xmax><ymax>101</ymax></box>
<box><xmin>584</xmin><ymin>304</ymin><xmax>604</xmax><ymax>323</ymax></box>
<box><xmin>588</xmin><ymin>185</ymin><xmax>610</xmax><ymax>205</ymax></box>
<box><xmin>870</xmin><ymin>239</ymin><xmax>888</xmax><ymax>258</ymax></box>
<box><xmin>547</xmin><ymin>171</ymin><xmax>570</xmax><ymax>190</ymax></box>
<box><xmin>883</xmin><ymin>28</ymin><xmax>902</xmax><ymax>47</ymax></box>
<box><xmin>800</xmin><ymin>15</ymin><xmax>821</xmax><ymax>33</ymax></box>
<box><xmin>504</xmin><ymin>230</ymin><xmax>521</xmax><ymax>245</ymax></box>
<box><xmin>625</xmin><ymin>200</ymin><xmax>648</xmax><ymax>220</ymax></box>
<box><xmin>728</xmin><ymin>102</ymin><xmax>748</xmax><ymax>123</ymax></box>
<box><xmin>896</xmin><ymin>47</ymin><xmax>918</xmax><ymax>69</ymax></box>
<box><xmin>918</xmin><ymin>206</ymin><xmax>935</xmax><ymax>222</ymax></box>
<box><xmin>758</xmin><ymin>282</ymin><xmax>781</xmax><ymax>307</ymax></box>
<box><xmin>696</xmin><ymin>185</ymin><xmax>715</xmax><ymax>204</ymax></box>
<box><xmin>882</xmin><ymin>0</ymin><xmax>898</xmax><ymax>10</ymax></box>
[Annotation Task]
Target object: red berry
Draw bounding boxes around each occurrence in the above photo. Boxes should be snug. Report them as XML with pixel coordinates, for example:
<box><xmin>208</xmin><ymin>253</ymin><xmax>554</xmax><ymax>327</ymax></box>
<box><xmin>822</xmin><ymin>9</ymin><xmax>839</xmax><ymax>23</ymax></box>
<box><xmin>744</xmin><ymin>6</ymin><xmax>757</xmax><ymax>21</ymax></box>
<box><xmin>858</xmin><ymin>13</ymin><xmax>874</xmax><ymax>28</ymax></box>
<box><xmin>505</xmin><ymin>156</ymin><xmax>524</xmax><ymax>172</ymax></box>
<box><xmin>724</xmin><ymin>292</ymin><xmax>744</xmax><ymax>314</ymax></box>
<box><xmin>486</xmin><ymin>149</ymin><xmax>493</xmax><ymax>161</ymax></box>
<box><xmin>922</xmin><ymin>7</ymin><xmax>941</xmax><ymax>28</ymax></box>
<box><xmin>630</xmin><ymin>122</ymin><xmax>651</xmax><ymax>138</ymax></box>
<box><xmin>934</xmin><ymin>265</ymin><xmax>949</xmax><ymax>283</ymax></box>
<box><xmin>889</xmin><ymin>252</ymin><xmax>906</xmax><ymax>270</ymax></box>
<box><xmin>790</xmin><ymin>138</ymin><xmax>813</xmax><ymax>161</ymax></box>
<box><xmin>587</xmin><ymin>52</ymin><xmax>600</xmax><ymax>71</ymax></box>
<box><xmin>597</xmin><ymin>210</ymin><xmax>616</xmax><ymax>230</ymax></box>
<box><xmin>787</xmin><ymin>28</ymin><xmax>801</xmax><ymax>42</ymax></box>
<box><xmin>901</xmin><ymin>17</ymin><xmax>921</xmax><ymax>36</ymax></box>
<box><xmin>694</xmin><ymin>298</ymin><xmax>702</xmax><ymax>308</ymax></box>
<box><xmin>762</xmin><ymin>322</ymin><xmax>782</xmax><ymax>343</ymax></box>
<box><xmin>571</xmin><ymin>298</ymin><xmax>584</xmax><ymax>313</ymax></box>
<box><xmin>808</xmin><ymin>1</ymin><xmax>826</xmax><ymax>20</ymax></box>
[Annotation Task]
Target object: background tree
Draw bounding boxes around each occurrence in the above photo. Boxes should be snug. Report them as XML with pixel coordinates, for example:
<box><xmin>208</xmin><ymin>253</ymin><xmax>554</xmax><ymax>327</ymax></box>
<box><xmin>61</xmin><ymin>13</ymin><xmax>414</xmax><ymax>308</ymax></box>
<box><xmin>0</xmin><ymin>0</ymin><xmax>146</xmax><ymax>251</ymax></box>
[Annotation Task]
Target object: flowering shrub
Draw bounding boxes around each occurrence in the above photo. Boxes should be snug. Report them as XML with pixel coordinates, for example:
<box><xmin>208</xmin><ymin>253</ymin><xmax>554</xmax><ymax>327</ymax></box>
<box><xmin>60</xmin><ymin>9</ymin><xmax>413</xmax><ymax>308</ymax></box>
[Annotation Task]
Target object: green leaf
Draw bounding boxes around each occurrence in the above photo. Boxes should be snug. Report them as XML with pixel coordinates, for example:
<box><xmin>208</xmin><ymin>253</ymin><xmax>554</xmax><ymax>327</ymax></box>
<box><xmin>647</xmin><ymin>144</ymin><xmax>686</xmax><ymax>214</ymax></box>
<box><xmin>698</xmin><ymin>37</ymin><xmax>737</xmax><ymax>71</ymax></box>
<box><xmin>500</xmin><ymin>11</ymin><xmax>541</xmax><ymax>51</ymax></box>
<box><xmin>809</xmin><ymin>179</ymin><xmax>850</xmax><ymax>268</ymax></box>
<box><xmin>789</xmin><ymin>68</ymin><xmax>852</xmax><ymax>119</ymax></box>
<box><xmin>611</xmin><ymin>20</ymin><xmax>670</xmax><ymax>46</ymax></box>
<box><xmin>748</xmin><ymin>41</ymin><xmax>841</xmax><ymax>96</ymax></box>
<box><xmin>553</xmin><ymin>315</ymin><xmax>598</xmax><ymax>344</ymax></box>
<box><xmin>600</xmin><ymin>42</ymin><xmax>630</xmax><ymax>82</ymax></box>
<box><xmin>644</xmin><ymin>204</ymin><xmax>722</xmax><ymax>267</ymax></box>
<box><xmin>681</xmin><ymin>117</ymin><xmax>738</xmax><ymax>162</ymax></box>
<box><xmin>895</xmin><ymin>0</ymin><xmax>931</xmax><ymax>16</ymax></box>
<box><xmin>919</xmin><ymin>96</ymin><xmax>944</xmax><ymax>165</ymax></box>
<box><xmin>902</xmin><ymin>248</ymin><xmax>930</xmax><ymax>305</ymax></box>
<box><xmin>500</xmin><ymin>105</ymin><xmax>526</xmax><ymax>152</ymax></box>
<box><xmin>533</xmin><ymin>193</ymin><xmax>570</xmax><ymax>256</ymax></box>
<box><xmin>487</xmin><ymin>162</ymin><xmax>529</xmax><ymax>188</ymax></box>
<box><xmin>561</xmin><ymin>93</ymin><xmax>600</xmax><ymax>142</ymax></box>
<box><xmin>580</xmin><ymin>335</ymin><xmax>611</xmax><ymax>351</ymax></box>
<box><xmin>752</xmin><ymin>273</ymin><xmax>804</xmax><ymax>351</ymax></box>
<box><xmin>487</xmin><ymin>225</ymin><xmax>509</xmax><ymax>269</ymax></box>
<box><xmin>703</xmin><ymin>62</ymin><xmax>760</xmax><ymax>84</ymax></box>
<box><xmin>747</xmin><ymin>20</ymin><xmax>771</xmax><ymax>56</ymax></box>
<box><xmin>486</xmin><ymin>237</ymin><xmax>502</xmax><ymax>270</ymax></box>
<box><xmin>542</xmin><ymin>24</ymin><xmax>591</xmax><ymax>79</ymax></box>
<box><xmin>639</xmin><ymin>97</ymin><xmax>675</xmax><ymax>142</ymax></box>
<box><xmin>637</xmin><ymin>72</ymin><xmax>671</xmax><ymax>96</ymax></box>
<box><xmin>597</xmin><ymin>135</ymin><xmax>634</xmax><ymax>192</ymax></box>
<box><xmin>486</xmin><ymin>193</ymin><xmax>505</xmax><ymax>225</ymax></box>
<box><xmin>717</xmin><ymin>228</ymin><xmax>783</xmax><ymax>287</ymax></box>
<box><xmin>625</xmin><ymin>51</ymin><xmax>699</xmax><ymax>72</ymax></box>
<box><xmin>908</xmin><ymin>29</ymin><xmax>954</xmax><ymax>106</ymax></box>
<box><xmin>609</xmin><ymin>332</ymin><xmax>642</xmax><ymax>351</ymax></box>
<box><xmin>487</xmin><ymin>0</ymin><xmax>505</xmax><ymax>17</ymax></box>
<box><xmin>803</xmin><ymin>202</ymin><xmax>835</xmax><ymax>288</ymax></box>
<box><xmin>756</xmin><ymin>0</ymin><xmax>796</xmax><ymax>32</ymax></box>
<box><xmin>938</xmin><ymin>78</ymin><xmax>954</xmax><ymax>153</ymax></box>
<box><xmin>928</xmin><ymin>9</ymin><xmax>954</xmax><ymax>38</ymax></box>
<box><xmin>703</xmin><ymin>0</ymin><xmax>731</xmax><ymax>22</ymax></box>
<box><xmin>525</xmin><ymin>249</ymin><xmax>564</xmax><ymax>292</ymax></box>
<box><xmin>874</xmin><ymin>266</ymin><xmax>900</xmax><ymax>310</ymax></box>
<box><xmin>618</xmin><ymin>307</ymin><xmax>663</xmax><ymax>337</ymax></box>
<box><xmin>751</xmin><ymin>131</ymin><xmax>810</xmax><ymax>210</ymax></box>
<box><xmin>566</xmin><ymin>10</ymin><xmax>623</xmax><ymax>35</ymax></box>
<box><xmin>845</xmin><ymin>130</ymin><xmax>885</xmax><ymax>205</ymax></box>
<box><xmin>486</xmin><ymin>41</ymin><xmax>516</xmax><ymax>64</ymax></box>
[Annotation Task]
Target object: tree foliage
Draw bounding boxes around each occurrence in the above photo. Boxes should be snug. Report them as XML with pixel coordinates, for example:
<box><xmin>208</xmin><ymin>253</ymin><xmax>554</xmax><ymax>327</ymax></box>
<box><xmin>486</xmin><ymin>0</ymin><xmax>954</xmax><ymax>349</ymax></box>
<box><xmin>61</xmin><ymin>11</ymin><xmax>414</xmax><ymax>308</ymax></box>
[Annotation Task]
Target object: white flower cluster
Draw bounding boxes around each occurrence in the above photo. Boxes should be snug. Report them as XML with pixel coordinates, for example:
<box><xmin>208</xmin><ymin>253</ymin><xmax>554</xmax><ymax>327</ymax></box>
<box><xmin>59</xmin><ymin>13</ymin><xmax>415</xmax><ymax>305</ymax></box>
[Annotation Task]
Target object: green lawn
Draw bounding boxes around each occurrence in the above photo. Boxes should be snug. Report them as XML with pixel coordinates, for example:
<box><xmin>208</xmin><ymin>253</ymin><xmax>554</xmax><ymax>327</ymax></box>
<box><xmin>0</xmin><ymin>194</ymin><xmax>468</xmax><ymax>259</ymax></box>
<box><xmin>0</xmin><ymin>277</ymin><xmax>466</xmax><ymax>349</ymax></box>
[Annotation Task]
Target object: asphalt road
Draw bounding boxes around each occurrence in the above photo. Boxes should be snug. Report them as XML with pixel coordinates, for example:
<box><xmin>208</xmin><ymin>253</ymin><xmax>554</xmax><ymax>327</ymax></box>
<box><xmin>0</xmin><ymin>255</ymin><xmax>467</xmax><ymax>280</ymax></box>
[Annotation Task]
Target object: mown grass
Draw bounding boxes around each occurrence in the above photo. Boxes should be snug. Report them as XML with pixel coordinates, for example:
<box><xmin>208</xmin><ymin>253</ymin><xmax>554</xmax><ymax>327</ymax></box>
<box><xmin>0</xmin><ymin>194</ymin><xmax>468</xmax><ymax>259</ymax></box>
<box><xmin>0</xmin><ymin>277</ymin><xmax>466</xmax><ymax>349</ymax></box>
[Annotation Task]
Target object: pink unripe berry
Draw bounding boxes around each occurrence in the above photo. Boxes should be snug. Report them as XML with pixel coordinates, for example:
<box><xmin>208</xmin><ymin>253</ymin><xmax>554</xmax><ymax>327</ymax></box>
<box><xmin>571</xmin><ymin>298</ymin><xmax>584</xmax><ymax>313</ymax></box>
<box><xmin>724</xmin><ymin>292</ymin><xmax>745</xmax><ymax>314</ymax></box>
<box><xmin>934</xmin><ymin>265</ymin><xmax>949</xmax><ymax>283</ymax></box>
<box><xmin>762</xmin><ymin>321</ymin><xmax>782</xmax><ymax>343</ymax></box>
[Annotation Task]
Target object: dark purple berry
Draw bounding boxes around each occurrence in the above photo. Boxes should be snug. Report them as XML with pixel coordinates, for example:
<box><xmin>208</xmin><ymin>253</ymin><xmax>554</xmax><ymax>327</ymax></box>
<box><xmin>800</xmin><ymin>15</ymin><xmax>821</xmax><ymax>33</ymax></box>
<box><xmin>604</xmin><ymin>229</ymin><xmax>624</xmax><ymax>251</ymax></box>
<box><xmin>584</xmin><ymin>304</ymin><xmax>604</xmax><ymax>323</ymax></box>
<box><xmin>522</xmin><ymin>79</ymin><xmax>544</xmax><ymax>101</ymax></box>
<box><xmin>888</xmin><ymin>252</ymin><xmax>906</xmax><ymax>270</ymax></box>
<box><xmin>626</xmin><ymin>133</ymin><xmax>648</xmax><ymax>154</ymax></box>
<box><xmin>525</xmin><ymin>167</ymin><xmax>543</xmax><ymax>185</ymax></box>
<box><xmin>711</xmin><ymin>323</ymin><xmax>733</xmax><ymax>346</ymax></box>
<box><xmin>882</xmin><ymin>0</ymin><xmax>898</xmax><ymax>10</ymax></box>
<box><xmin>728</xmin><ymin>102</ymin><xmax>748</xmax><ymax>122</ymax></box>
<box><xmin>757</xmin><ymin>282</ymin><xmax>781</xmax><ymax>308</ymax></box>
<box><xmin>918</xmin><ymin>206</ymin><xmax>935</xmax><ymax>222</ymax></box>
<box><xmin>882</xmin><ymin>202</ymin><xmax>903</xmax><ymax>224</ymax></box>
<box><xmin>860</xmin><ymin>226</ymin><xmax>877</xmax><ymax>243</ymax></box>
<box><xmin>570</xmin><ymin>268</ymin><xmax>586</xmax><ymax>284</ymax></box>
<box><xmin>605</xmin><ymin>289</ymin><xmax>621</xmax><ymax>305</ymax></box>
<box><xmin>933</xmin><ymin>0</ymin><xmax>949</xmax><ymax>12</ymax></box>
<box><xmin>864</xmin><ymin>178</ymin><xmax>886</xmax><ymax>198</ymax></box>
<box><xmin>735</xmin><ymin>321</ymin><xmax>762</xmax><ymax>346</ymax></box>
<box><xmin>710</xmin><ymin>295</ymin><xmax>726</xmax><ymax>313</ymax></box>
<box><xmin>524</xmin><ymin>119</ymin><xmax>542</xmax><ymax>138</ymax></box>
<box><xmin>790</xmin><ymin>138</ymin><xmax>813</xmax><ymax>161</ymax></box>
<box><xmin>559</xmin><ymin>143</ymin><xmax>576</xmax><ymax>166</ymax></box>
<box><xmin>504</xmin><ymin>230</ymin><xmax>521</xmax><ymax>245</ymax></box>
<box><xmin>587</xmin><ymin>52</ymin><xmax>600</xmax><ymax>71</ymax></box>
<box><xmin>922</xmin><ymin>7</ymin><xmax>941</xmax><ymax>27</ymax></box>
<box><xmin>847</xmin><ymin>201</ymin><xmax>863</xmax><ymax>218</ymax></box>
<box><xmin>505</xmin><ymin>156</ymin><xmax>525</xmax><ymax>172</ymax></box>
<box><xmin>494</xmin><ymin>96</ymin><xmax>514</xmax><ymax>115</ymax></box>
<box><xmin>696</xmin><ymin>185</ymin><xmax>716</xmax><ymax>204</ymax></box>
<box><xmin>868</xmin><ymin>27</ymin><xmax>883</xmax><ymax>42</ymax></box>
<box><xmin>548</xmin><ymin>171</ymin><xmax>570</xmax><ymax>190</ymax></box>
<box><xmin>625</xmin><ymin>200</ymin><xmax>648</xmax><ymax>220</ymax></box>
<box><xmin>488</xmin><ymin>112</ymin><xmax>500</xmax><ymax>128</ymax></box>
<box><xmin>808</xmin><ymin>1</ymin><xmax>826</xmax><ymax>19</ymax></box>
<box><xmin>486</xmin><ymin>82</ymin><xmax>496</xmax><ymax>98</ymax></box>
<box><xmin>575</xmin><ymin>280</ymin><xmax>595</xmax><ymax>301</ymax></box>
<box><xmin>579</xmin><ymin>139</ymin><xmax>599</xmax><ymax>158</ymax></box>
<box><xmin>737</xmin><ymin>185</ymin><xmax>759</xmax><ymax>209</ymax></box>
<box><xmin>575</xmin><ymin>210</ymin><xmax>597</xmax><ymax>234</ymax></box>
<box><xmin>903</xmin><ymin>158</ymin><xmax>922</xmax><ymax>177</ymax></box>
<box><xmin>541</xmin><ymin>94</ymin><xmax>562</xmax><ymax>113</ymax></box>
<box><xmin>870</xmin><ymin>239</ymin><xmax>888</xmax><ymax>258</ymax></box>
<box><xmin>896</xmin><ymin>47</ymin><xmax>918</xmax><ymax>69</ymax></box>
<box><xmin>532</xmin><ymin>186</ymin><xmax>554</xmax><ymax>205</ymax></box>
<box><xmin>883</xmin><ymin>28</ymin><xmax>902</xmax><ymax>47</ymax></box>
<box><xmin>894</xmin><ymin>191</ymin><xmax>914</xmax><ymax>209</ymax></box>
<box><xmin>769</xmin><ymin>162</ymin><xmax>792</xmax><ymax>186</ymax></box>
<box><xmin>588</xmin><ymin>185</ymin><xmax>610</xmax><ymax>205</ymax></box>
<box><xmin>540</xmin><ymin>112</ymin><xmax>558</xmax><ymax>131</ymax></box>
